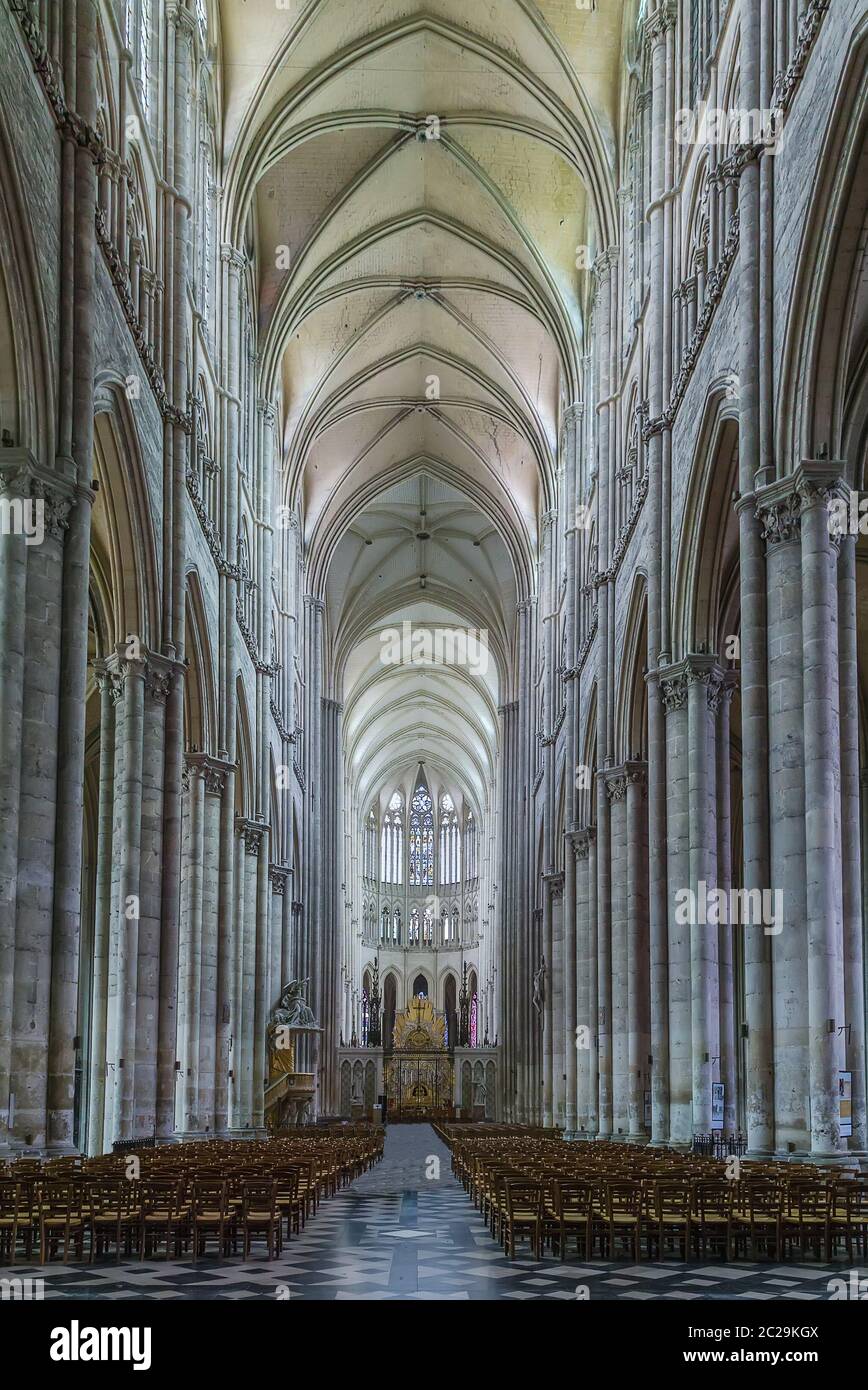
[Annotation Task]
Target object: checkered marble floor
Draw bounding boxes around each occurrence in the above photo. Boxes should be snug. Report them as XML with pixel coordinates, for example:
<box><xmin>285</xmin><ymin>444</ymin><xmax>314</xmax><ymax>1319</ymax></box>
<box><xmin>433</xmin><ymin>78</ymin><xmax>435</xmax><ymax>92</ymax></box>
<box><xmin>0</xmin><ymin>1126</ymin><xmax>854</xmax><ymax>1301</ymax></box>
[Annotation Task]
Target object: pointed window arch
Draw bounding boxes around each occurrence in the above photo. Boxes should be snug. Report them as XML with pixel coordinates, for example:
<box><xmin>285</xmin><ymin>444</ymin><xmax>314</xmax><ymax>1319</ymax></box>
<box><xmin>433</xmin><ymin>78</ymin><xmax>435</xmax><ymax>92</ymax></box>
<box><xmin>439</xmin><ymin>792</ymin><xmax>461</xmax><ymax>884</ymax></box>
<box><xmin>409</xmin><ymin>775</ymin><xmax>433</xmax><ymax>887</ymax></box>
<box><xmin>464</xmin><ymin>810</ymin><xmax>478</xmax><ymax>881</ymax></box>
<box><xmin>380</xmin><ymin>792</ymin><xmax>403</xmax><ymax>884</ymax></box>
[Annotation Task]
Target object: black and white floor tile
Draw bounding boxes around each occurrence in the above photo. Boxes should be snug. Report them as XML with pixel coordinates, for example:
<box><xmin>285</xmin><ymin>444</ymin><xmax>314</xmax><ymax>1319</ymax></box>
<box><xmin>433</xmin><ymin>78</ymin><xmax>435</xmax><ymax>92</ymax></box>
<box><xmin>0</xmin><ymin>1126</ymin><xmax>855</xmax><ymax>1301</ymax></box>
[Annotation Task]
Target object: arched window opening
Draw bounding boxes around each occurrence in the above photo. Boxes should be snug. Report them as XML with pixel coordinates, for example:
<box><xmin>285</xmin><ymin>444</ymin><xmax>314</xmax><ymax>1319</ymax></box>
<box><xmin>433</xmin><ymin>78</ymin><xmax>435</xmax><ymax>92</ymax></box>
<box><xmin>409</xmin><ymin>775</ymin><xmax>433</xmax><ymax>886</ymax></box>
<box><xmin>439</xmin><ymin>793</ymin><xmax>461</xmax><ymax>884</ymax></box>
<box><xmin>380</xmin><ymin>792</ymin><xmax>403</xmax><ymax>884</ymax></box>
<box><xmin>413</xmin><ymin>974</ymin><xmax>428</xmax><ymax>999</ymax></box>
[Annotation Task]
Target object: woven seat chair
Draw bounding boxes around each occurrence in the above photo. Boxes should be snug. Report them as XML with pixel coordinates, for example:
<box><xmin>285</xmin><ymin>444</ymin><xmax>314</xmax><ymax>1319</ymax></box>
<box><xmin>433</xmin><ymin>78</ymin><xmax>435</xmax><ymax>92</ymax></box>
<box><xmin>0</xmin><ymin>1179</ymin><xmax>36</xmax><ymax>1264</ymax></box>
<box><xmin>240</xmin><ymin>1180</ymin><xmax>281</xmax><ymax>1259</ymax></box>
<box><xmin>779</xmin><ymin>1182</ymin><xmax>829</xmax><ymax>1262</ymax></box>
<box><xmin>603</xmin><ymin>1180</ymin><xmax>643</xmax><ymax>1261</ymax></box>
<box><xmin>39</xmin><ymin>1178</ymin><xmax>87</xmax><ymax>1265</ymax></box>
<box><xmin>190</xmin><ymin>1179</ymin><xmax>234</xmax><ymax>1262</ymax></box>
<box><xmin>649</xmin><ymin>1180</ymin><xmax>692</xmax><ymax>1261</ymax></box>
<box><xmin>502</xmin><ymin>1180</ymin><xmax>543</xmax><ymax>1259</ymax></box>
<box><xmin>692</xmin><ymin>1180</ymin><xmax>733</xmax><ymax>1260</ymax></box>
<box><xmin>88</xmin><ymin>1177</ymin><xmax>141</xmax><ymax>1263</ymax></box>
<box><xmin>828</xmin><ymin>1181</ymin><xmax>868</xmax><ymax>1262</ymax></box>
<box><xmin>547</xmin><ymin>1179</ymin><xmax>593</xmax><ymax>1261</ymax></box>
<box><xmin>139</xmin><ymin>1177</ymin><xmax>189</xmax><ymax>1261</ymax></box>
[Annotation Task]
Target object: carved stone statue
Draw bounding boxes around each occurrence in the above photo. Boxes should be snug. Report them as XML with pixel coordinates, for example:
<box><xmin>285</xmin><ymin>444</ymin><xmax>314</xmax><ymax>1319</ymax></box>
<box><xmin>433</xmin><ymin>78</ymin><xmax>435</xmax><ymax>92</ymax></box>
<box><xmin>274</xmin><ymin>978</ymin><xmax>318</xmax><ymax>1029</ymax></box>
<box><xmin>532</xmin><ymin>956</ymin><xmax>547</xmax><ymax>1015</ymax></box>
<box><xmin>267</xmin><ymin>979</ymin><xmax>321</xmax><ymax>1074</ymax></box>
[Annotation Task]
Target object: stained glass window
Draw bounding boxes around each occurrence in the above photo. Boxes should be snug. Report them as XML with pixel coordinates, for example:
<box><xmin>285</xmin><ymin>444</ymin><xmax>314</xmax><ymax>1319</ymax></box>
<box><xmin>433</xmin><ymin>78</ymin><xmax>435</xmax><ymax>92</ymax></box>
<box><xmin>409</xmin><ymin>907</ymin><xmax>420</xmax><ymax>944</ymax></box>
<box><xmin>470</xmin><ymin>993</ymin><xmax>478</xmax><ymax>1048</ymax></box>
<box><xmin>439</xmin><ymin>793</ymin><xmax>461</xmax><ymax>883</ymax></box>
<box><xmin>464</xmin><ymin>811</ymin><xmax>478</xmax><ymax>880</ymax></box>
<box><xmin>361</xmin><ymin>989</ymin><xmax>369</xmax><ymax>1046</ymax></box>
<box><xmin>392</xmin><ymin>907</ymin><xmax>401</xmax><ymax>944</ymax></box>
<box><xmin>381</xmin><ymin>793</ymin><xmax>403</xmax><ymax>883</ymax></box>
<box><xmin>409</xmin><ymin>778</ymin><xmax>433</xmax><ymax>886</ymax></box>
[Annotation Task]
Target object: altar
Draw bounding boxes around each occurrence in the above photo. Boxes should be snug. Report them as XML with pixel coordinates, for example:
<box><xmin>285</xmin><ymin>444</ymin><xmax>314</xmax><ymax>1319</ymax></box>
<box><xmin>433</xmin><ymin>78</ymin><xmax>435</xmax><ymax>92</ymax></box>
<box><xmin>385</xmin><ymin>996</ymin><xmax>453</xmax><ymax>1117</ymax></box>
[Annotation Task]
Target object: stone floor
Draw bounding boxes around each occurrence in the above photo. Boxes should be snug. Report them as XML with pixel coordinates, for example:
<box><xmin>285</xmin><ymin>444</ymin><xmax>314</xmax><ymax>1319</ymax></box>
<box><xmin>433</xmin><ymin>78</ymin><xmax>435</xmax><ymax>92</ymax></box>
<box><xmin>0</xmin><ymin>1125</ymin><xmax>854</xmax><ymax>1301</ymax></box>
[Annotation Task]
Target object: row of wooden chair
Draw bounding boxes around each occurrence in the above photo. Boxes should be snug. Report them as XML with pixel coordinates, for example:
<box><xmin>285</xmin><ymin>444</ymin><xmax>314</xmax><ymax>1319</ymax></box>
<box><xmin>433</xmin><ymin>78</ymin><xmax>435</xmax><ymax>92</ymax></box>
<box><xmin>439</xmin><ymin>1129</ymin><xmax>867</xmax><ymax>1263</ymax></box>
<box><xmin>0</xmin><ymin>1132</ymin><xmax>383</xmax><ymax>1265</ymax></box>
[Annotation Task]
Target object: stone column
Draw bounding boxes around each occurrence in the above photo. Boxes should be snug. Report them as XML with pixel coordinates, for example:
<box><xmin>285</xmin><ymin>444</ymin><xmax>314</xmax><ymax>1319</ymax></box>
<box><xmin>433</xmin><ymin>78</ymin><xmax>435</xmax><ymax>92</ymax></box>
<box><xmin>574</xmin><ymin>831</ymin><xmax>590</xmax><ymax>1131</ymax></box>
<box><xmin>626</xmin><ymin>763</ymin><xmax>649</xmax><ymax>1141</ymax></box>
<box><xmin>564</xmin><ymin>831</ymin><xmax>578</xmax><ymax>1132</ymax></box>
<box><xmin>587</xmin><ymin>827</ymin><xmax>599</xmax><ymax>1136</ymax></box>
<box><xmin>800</xmin><ymin>467</ymin><xmax>847</xmax><ymax>1154</ymax></box>
<box><xmin>198</xmin><ymin>764</ymin><xmax>223</xmax><ymax>1135</ymax></box>
<box><xmin>177</xmin><ymin>758</ymin><xmax>204</xmax><ymax>1136</ymax></box>
<box><xmin>607</xmin><ymin>771</ymin><xmax>628</xmax><ymax>1136</ymax></box>
<box><xmin>837</xmin><ymin>532</ymin><xmax>867</xmax><ymax>1149</ymax></box>
<box><xmin>687</xmin><ymin>656</ymin><xmax>722</xmax><ymax>1136</ymax></box>
<box><xmin>111</xmin><ymin>651</ymin><xmax>146</xmax><ymax>1144</ymax></box>
<box><xmin>86</xmin><ymin>665</ymin><xmax>116</xmax><ymax>1154</ymax></box>
<box><xmin>756</xmin><ymin>480</ymin><xmax>808</xmax><ymax>1152</ymax></box>
<box><xmin>660</xmin><ymin>665</ymin><xmax>691</xmax><ymax>1145</ymax></box>
<box><xmin>715</xmin><ymin>677</ymin><xmax>738</xmax><ymax>1135</ymax></box>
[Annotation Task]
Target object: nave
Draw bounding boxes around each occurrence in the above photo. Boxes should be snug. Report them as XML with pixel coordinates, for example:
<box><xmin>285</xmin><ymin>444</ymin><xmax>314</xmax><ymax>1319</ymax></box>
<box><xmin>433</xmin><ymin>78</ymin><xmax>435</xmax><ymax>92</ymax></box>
<box><xmin>2</xmin><ymin>1125</ymin><xmax>858</xmax><ymax>1303</ymax></box>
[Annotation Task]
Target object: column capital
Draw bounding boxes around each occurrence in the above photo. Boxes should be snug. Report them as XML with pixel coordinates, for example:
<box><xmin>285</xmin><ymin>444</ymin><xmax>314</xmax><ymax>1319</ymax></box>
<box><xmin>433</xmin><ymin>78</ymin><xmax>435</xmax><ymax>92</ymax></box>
<box><xmin>657</xmin><ymin>662</ymin><xmax>690</xmax><ymax>713</ymax></box>
<box><xmin>642</xmin><ymin>1</ymin><xmax>677</xmax><ymax>48</ymax></box>
<box><xmin>562</xmin><ymin>401</ymin><xmax>585</xmax><ymax>428</ymax></box>
<box><xmin>754</xmin><ymin>462</ymin><xmax>848</xmax><ymax>549</ymax></box>
<box><xmin>269</xmin><ymin>864</ymin><xmax>292</xmax><ymax>894</ymax></box>
<box><xmin>235</xmin><ymin>816</ymin><xmax>267</xmax><ymax>855</ymax></box>
<box><xmin>604</xmin><ymin>768</ymin><xmax>628</xmax><ymax>804</ymax></box>
<box><xmin>543</xmin><ymin>871</ymin><xmax>564</xmax><ymax>901</ymax></box>
<box><xmin>0</xmin><ymin>450</ymin><xmax>79</xmax><ymax>540</ymax></box>
<box><xmin>220</xmin><ymin>244</ymin><xmax>247</xmax><ymax>272</ymax></box>
<box><xmin>185</xmin><ymin>751</ymin><xmax>234</xmax><ymax>793</ymax></box>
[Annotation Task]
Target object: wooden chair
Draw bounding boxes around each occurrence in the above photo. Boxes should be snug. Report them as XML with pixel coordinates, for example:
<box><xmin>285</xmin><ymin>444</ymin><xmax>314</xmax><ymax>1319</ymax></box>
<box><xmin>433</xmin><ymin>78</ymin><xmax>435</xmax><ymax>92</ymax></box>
<box><xmin>692</xmin><ymin>1181</ymin><xmax>733</xmax><ymax>1260</ymax></box>
<box><xmin>651</xmin><ymin>1181</ymin><xmax>692</xmax><ymax>1260</ymax></box>
<box><xmin>0</xmin><ymin>1179</ymin><xmax>36</xmax><ymax>1264</ymax></box>
<box><xmin>732</xmin><ymin>1181</ymin><xmax>781</xmax><ymax>1260</ymax></box>
<box><xmin>604</xmin><ymin>1181</ymin><xmax>643</xmax><ymax>1261</ymax></box>
<box><xmin>502</xmin><ymin>1180</ymin><xmax>543</xmax><ymax>1259</ymax></box>
<box><xmin>779</xmin><ymin>1182</ymin><xmax>829</xmax><ymax>1262</ymax></box>
<box><xmin>89</xmin><ymin>1178</ymin><xmax>141</xmax><ymax>1263</ymax></box>
<box><xmin>548</xmin><ymin>1179</ymin><xmax>593</xmax><ymax>1261</ymax></box>
<box><xmin>39</xmin><ymin>1179</ymin><xmax>87</xmax><ymax>1264</ymax></box>
<box><xmin>240</xmin><ymin>1181</ymin><xmax>281</xmax><ymax>1259</ymax></box>
<box><xmin>190</xmin><ymin>1180</ymin><xmax>233</xmax><ymax>1262</ymax></box>
<box><xmin>140</xmin><ymin>1178</ymin><xmax>188</xmax><ymax>1261</ymax></box>
<box><xmin>828</xmin><ymin>1181</ymin><xmax>868</xmax><ymax>1261</ymax></box>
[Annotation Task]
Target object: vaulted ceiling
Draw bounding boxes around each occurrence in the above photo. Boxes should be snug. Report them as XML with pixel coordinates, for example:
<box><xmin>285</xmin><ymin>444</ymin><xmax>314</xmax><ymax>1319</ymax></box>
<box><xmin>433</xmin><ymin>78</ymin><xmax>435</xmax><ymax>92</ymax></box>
<box><xmin>216</xmin><ymin>0</ymin><xmax>631</xmax><ymax>808</ymax></box>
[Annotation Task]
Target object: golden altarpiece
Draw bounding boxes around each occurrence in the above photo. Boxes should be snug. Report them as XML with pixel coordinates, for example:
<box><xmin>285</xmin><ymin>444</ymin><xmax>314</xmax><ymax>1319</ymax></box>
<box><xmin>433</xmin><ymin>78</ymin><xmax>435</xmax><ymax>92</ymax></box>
<box><xmin>385</xmin><ymin>997</ymin><xmax>453</xmax><ymax>1115</ymax></box>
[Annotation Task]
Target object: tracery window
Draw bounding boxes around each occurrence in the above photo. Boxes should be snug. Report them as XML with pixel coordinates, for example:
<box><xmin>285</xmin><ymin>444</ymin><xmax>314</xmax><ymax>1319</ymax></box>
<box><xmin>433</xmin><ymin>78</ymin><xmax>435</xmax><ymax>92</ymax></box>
<box><xmin>470</xmin><ymin>993</ymin><xmax>478</xmax><ymax>1048</ymax></box>
<box><xmin>126</xmin><ymin>0</ymin><xmax>153</xmax><ymax>118</ymax></box>
<box><xmin>409</xmin><ymin>778</ymin><xmax>434</xmax><ymax>887</ymax></box>
<box><xmin>439</xmin><ymin>793</ymin><xmax>461</xmax><ymax>884</ymax></box>
<box><xmin>361</xmin><ymin>989</ymin><xmax>369</xmax><ymax>1047</ymax></box>
<box><xmin>364</xmin><ymin>809</ymin><xmax>377</xmax><ymax>881</ymax></box>
<box><xmin>422</xmin><ymin>910</ymin><xmax>433</xmax><ymax>945</ymax></box>
<box><xmin>392</xmin><ymin>907</ymin><xmax>401</xmax><ymax>944</ymax></box>
<box><xmin>464</xmin><ymin>811</ymin><xmax>478</xmax><ymax>881</ymax></box>
<box><xmin>409</xmin><ymin>907</ymin><xmax>420</xmax><ymax>945</ymax></box>
<box><xmin>380</xmin><ymin>793</ymin><xmax>403</xmax><ymax>884</ymax></box>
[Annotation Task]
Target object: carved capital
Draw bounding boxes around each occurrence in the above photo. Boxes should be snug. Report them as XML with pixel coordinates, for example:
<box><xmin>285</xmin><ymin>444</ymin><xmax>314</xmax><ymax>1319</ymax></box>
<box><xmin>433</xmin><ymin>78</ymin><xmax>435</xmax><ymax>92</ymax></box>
<box><xmin>658</xmin><ymin>666</ymin><xmax>689</xmax><ymax>714</ymax></box>
<box><xmin>643</xmin><ymin>1</ymin><xmax>677</xmax><ymax>47</ymax></box>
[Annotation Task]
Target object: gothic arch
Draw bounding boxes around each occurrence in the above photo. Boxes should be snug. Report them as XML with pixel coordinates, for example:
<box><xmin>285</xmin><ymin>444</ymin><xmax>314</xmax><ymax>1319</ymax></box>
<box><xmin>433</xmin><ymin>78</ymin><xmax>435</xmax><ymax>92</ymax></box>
<box><xmin>778</xmin><ymin>19</ymin><xmax>868</xmax><ymax>469</ymax></box>
<box><xmin>670</xmin><ymin>385</ymin><xmax>739</xmax><ymax>660</ymax></box>
<box><xmin>91</xmin><ymin>393</ymin><xmax>161</xmax><ymax>649</ymax></box>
